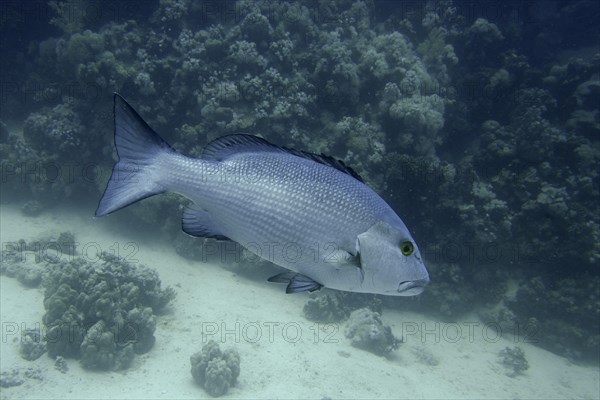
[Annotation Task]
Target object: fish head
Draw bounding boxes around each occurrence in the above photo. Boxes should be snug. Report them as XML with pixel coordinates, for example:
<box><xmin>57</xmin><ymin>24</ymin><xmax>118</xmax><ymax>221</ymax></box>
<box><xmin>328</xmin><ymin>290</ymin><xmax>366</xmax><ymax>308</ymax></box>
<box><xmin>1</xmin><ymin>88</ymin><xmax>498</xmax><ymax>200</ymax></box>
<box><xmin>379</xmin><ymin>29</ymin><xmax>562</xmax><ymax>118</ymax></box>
<box><xmin>356</xmin><ymin>220</ymin><xmax>429</xmax><ymax>296</ymax></box>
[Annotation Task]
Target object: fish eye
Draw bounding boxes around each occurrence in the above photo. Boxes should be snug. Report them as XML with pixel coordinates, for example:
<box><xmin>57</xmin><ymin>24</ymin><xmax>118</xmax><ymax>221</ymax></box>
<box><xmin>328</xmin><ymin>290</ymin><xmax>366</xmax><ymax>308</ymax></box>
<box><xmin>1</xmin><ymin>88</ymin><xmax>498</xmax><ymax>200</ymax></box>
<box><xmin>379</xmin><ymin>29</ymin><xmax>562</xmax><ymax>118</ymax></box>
<box><xmin>400</xmin><ymin>241</ymin><xmax>414</xmax><ymax>256</ymax></box>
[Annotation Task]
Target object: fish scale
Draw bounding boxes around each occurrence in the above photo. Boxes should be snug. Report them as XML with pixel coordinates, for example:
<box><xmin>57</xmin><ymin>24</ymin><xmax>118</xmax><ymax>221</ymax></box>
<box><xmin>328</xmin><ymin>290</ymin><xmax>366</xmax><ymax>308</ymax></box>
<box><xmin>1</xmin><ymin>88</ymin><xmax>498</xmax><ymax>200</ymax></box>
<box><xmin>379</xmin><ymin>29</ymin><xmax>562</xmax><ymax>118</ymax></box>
<box><xmin>96</xmin><ymin>94</ymin><xmax>430</xmax><ymax>296</ymax></box>
<box><xmin>160</xmin><ymin>152</ymin><xmax>389</xmax><ymax>277</ymax></box>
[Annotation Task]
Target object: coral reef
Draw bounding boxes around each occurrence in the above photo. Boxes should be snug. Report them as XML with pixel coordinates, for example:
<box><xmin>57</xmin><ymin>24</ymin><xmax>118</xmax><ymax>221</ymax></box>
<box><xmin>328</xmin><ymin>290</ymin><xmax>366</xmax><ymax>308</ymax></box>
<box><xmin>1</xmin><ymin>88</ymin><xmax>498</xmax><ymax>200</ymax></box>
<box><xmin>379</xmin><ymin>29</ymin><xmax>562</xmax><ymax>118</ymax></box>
<box><xmin>23</xmin><ymin>98</ymin><xmax>83</xmax><ymax>158</ymax></box>
<box><xmin>0</xmin><ymin>368</ymin><xmax>43</xmax><ymax>388</ymax></box>
<box><xmin>303</xmin><ymin>290</ymin><xmax>382</xmax><ymax>323</ymax></box>
<box><xmin>15</xmin><ymin>261</ymin><xmax>44</xmax><ymax>288</ymax></box>
<box><xmin>507</xmin><ymin>275</ymin><xmax>600</xmax><ymax>360</ymax></box>
<box><xmin>0</xmin><ymin>231</ymin><xmax>78</xmax><ymax>288</ymax></box>
<box><xmin>190</xmin><ymin>341</ymin><xmax>240</xmax><ymax>397</ymax></box>
<box><xmin>1</xmin><ymin>0</ymin><xmax>598</xmax><ymax>362</ymax></box>
<box><xmin>0</xmin><ymin>370</ymin><xmax>24</xmax><ymax>388</ymax></box>
<box><xmin>344</xmin><ymin>308</ymin><xmax>400</xmax><ymax>357</ymax></box>
<box><xmin>407</xmin><ymin>263</ymin><xmax>476</xmax><ymax>319</ymax></box>
<box><xmin>42</xmin><ymin>251</ymin><xmax>175</xmax><ymax>370</ymax></box>
<box><xmin>303</xmin><ymin>291</ymin><xmax>349</xmax><ymax>323</ymax></box>
<box><xmin>20</xmin><ymin>328</ymin><xmax>46</xmax><ymax>361</ymax></box>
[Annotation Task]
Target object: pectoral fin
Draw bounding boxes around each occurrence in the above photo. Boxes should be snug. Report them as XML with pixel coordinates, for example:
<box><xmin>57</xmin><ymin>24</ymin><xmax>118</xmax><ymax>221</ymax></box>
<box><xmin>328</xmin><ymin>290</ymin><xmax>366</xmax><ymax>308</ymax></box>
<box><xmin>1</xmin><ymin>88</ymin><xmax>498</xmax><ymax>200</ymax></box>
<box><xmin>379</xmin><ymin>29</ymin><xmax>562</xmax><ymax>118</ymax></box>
<box><xmin>327</xmin><ymin>248</ymin><xmax>361</xmax><ymax>269</ymax></box>
<box><xmin>268</xmin><ymin>272</ymin><xmax>322</xmax><ymax>293</ymax></box>
<box><xmin>327</xmin><ymin>248</ymin><xmax>364</xmax><ymax>284</ymax></box>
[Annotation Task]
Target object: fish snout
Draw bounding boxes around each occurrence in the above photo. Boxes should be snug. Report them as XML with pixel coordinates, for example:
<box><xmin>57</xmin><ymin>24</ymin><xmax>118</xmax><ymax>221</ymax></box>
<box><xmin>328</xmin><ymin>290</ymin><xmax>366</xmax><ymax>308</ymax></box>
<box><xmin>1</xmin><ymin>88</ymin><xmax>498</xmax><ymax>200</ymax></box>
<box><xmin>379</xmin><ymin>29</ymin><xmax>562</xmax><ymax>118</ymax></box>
<box><xmin>397</xmin><ymin>276</ymin><xmax>430</xmax><ymax>295</ymax></box>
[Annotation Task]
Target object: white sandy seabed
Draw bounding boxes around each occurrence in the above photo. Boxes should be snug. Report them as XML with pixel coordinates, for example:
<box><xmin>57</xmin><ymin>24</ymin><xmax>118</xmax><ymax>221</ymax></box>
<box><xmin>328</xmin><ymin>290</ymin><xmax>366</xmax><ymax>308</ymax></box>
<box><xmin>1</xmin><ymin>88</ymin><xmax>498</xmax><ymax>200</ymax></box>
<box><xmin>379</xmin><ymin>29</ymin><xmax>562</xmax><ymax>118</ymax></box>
<box><xmin>0</xmin><ymin>203</ymin><xmax>598</xmax><ymax>400</ymax></box>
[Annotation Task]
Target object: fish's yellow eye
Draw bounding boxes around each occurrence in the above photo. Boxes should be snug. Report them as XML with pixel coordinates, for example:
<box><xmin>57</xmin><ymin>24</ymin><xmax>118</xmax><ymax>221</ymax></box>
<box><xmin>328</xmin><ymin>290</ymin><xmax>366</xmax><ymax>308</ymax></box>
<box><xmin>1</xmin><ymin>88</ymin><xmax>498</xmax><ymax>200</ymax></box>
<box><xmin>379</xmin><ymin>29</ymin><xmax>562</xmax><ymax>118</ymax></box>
<box><xmin>400</xmin><ymin>241</ymin><xmax>414</xmax><ymax>256</ymax></box>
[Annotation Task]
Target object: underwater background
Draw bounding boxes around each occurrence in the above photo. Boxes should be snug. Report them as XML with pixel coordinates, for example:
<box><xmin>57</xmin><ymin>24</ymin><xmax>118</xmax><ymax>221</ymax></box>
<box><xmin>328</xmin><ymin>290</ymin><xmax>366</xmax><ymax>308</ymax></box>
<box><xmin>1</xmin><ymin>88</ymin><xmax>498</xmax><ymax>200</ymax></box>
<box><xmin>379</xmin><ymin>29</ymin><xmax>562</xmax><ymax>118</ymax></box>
<box><xmin>0</xmin><ymin>0</ymin><xmax>599</xmax><ymax>398</ymax></box>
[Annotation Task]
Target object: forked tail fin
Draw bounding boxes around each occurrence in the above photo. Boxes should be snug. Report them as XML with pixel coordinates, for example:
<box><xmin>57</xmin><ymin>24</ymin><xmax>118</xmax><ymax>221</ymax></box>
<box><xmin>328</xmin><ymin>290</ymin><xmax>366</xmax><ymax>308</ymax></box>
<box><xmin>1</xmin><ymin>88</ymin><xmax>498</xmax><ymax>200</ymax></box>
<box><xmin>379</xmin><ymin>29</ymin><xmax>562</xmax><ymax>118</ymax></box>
<box><xmin>95</xmin><ymin>93</ymin><xmax>174</xmax><ymax>217</ymax></box>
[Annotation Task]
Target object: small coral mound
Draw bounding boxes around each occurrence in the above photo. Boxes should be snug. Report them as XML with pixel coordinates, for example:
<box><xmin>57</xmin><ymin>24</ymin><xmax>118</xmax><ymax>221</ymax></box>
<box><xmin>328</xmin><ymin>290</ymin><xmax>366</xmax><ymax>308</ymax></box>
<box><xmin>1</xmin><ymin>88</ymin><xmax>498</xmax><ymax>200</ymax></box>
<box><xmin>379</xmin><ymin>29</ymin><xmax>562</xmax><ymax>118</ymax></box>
<box><xmin>43</xmin><ymin>252</ymin><xmax>176</xmax><ymax>370</ymax></box>
<box><xmin>344</xmin><ymin>308</ymin><xmax>400</xmax><ymax>357</ymax></box>
<box><xmin>190</xmin><ymin>341</ymin><xmax>240</xmax><ymax>397</ymax></box>
<box><xmin>0</xmin><ymin>232</ymin><xmax>77</xmax><ymax>287</ymax></box>
<box><xmin>20</xmin><ymin>328</ymin><xmax>46</xmax><ymax>361</ymax></box>
<box><xmin>498</xmin><ymin>346</ymin><xmax>529</xmax><ymax>377</ymax></box>
<box><xmin>303</xmin><ymin>291</ymin><xmax>349</xmax><ymax>323</ymax></box>
<box><xmin>0</xmin><ymin>370</ymin><xmax>24</xmax><ymax>388</ymax></box>
<box><xmin>303</xmin><ymin>290</ymin><xmax>382</xmax><ymax>323</ymax></box>
<box><xmin>0</xmin><ymin>367</ymin><xmax>43</xmax><ymax>388</ymax></box>
<box><xmin>54</xmin><ymin>356</ymin><xmax>68</xmax><ymax>373</ymax></box>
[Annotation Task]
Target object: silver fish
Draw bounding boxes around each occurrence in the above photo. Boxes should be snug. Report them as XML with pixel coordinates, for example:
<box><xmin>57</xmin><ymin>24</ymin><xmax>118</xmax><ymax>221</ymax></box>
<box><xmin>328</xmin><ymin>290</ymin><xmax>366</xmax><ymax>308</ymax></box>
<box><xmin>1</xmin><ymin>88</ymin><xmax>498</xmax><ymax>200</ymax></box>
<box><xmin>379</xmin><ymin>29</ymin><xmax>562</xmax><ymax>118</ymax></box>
<box><xmin>96</xmin><ymin>94</ymin><xmax>430</xmax><ymax>296</ymax></box>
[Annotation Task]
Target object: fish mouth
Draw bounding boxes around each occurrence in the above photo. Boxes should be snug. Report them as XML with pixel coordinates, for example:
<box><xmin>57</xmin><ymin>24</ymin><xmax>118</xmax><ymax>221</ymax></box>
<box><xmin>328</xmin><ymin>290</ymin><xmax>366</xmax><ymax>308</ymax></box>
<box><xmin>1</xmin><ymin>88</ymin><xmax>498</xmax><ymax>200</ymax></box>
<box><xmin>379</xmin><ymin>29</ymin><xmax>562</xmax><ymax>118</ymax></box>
<box><xmin>397</xmin><ymin>277</ymin><xmax>430</xmax><ymax>296</ymax></box>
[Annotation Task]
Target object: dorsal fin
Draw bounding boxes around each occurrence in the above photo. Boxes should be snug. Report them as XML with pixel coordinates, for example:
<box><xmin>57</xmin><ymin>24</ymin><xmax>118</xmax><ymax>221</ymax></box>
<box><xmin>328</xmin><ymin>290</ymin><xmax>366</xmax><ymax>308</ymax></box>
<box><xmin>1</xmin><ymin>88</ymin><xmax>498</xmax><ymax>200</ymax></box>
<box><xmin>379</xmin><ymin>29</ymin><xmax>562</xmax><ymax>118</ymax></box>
<box><xmin>202</xmin><ymin>134</ymin><xmax>282</xmax><ymax>160</ymax></box>
<box><xmin>202</xmin><ymin>134</ymin><xmax>364</xmax><ymax>183</ymax></box>
<box><xmin>284</xmin><ymin>148</ymin><xmax>364</xmax><ymax>183</ymax></box>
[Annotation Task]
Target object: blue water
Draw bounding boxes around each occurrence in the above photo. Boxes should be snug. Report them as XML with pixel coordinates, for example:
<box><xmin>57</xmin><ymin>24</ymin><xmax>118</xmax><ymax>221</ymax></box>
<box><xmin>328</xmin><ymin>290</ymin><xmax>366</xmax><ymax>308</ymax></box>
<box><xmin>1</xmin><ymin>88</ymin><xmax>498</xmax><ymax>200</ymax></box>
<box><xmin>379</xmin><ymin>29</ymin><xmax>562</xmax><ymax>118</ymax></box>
<box><xmin>0</xmin><ymin>1</ymin><xmax>598</xmax><ymax>399</ymax></box>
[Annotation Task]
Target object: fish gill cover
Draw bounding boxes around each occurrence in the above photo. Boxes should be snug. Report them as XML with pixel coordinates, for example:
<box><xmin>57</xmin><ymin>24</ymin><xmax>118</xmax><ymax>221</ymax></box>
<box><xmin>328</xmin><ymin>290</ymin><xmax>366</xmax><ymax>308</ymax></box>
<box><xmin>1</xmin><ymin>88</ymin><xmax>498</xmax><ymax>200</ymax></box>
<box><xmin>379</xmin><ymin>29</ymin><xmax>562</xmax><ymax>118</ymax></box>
<box><xmin>0</xmin><ymin>0</ymin><xmax>598</xmax><ymax>361</ymax></box>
